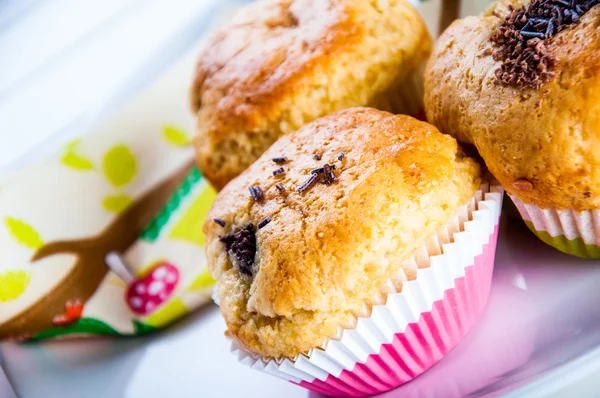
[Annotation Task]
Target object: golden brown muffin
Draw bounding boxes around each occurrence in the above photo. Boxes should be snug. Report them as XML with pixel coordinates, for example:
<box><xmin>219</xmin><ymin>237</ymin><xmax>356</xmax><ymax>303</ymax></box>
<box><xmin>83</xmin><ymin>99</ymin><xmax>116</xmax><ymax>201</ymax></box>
<box><xmin>190</xmin><ymin>0</ymin><xmax>432</xmax><ymax>190</ymax></box>
<box><xmin>203</xmin><ymin>107</ymin><xmax>480</xmax><ymax>358</ymax></box>
<box><xmin>425</xmin><ymin>0</ymin><xmax>600</xmax><ymax>211</ymax></box>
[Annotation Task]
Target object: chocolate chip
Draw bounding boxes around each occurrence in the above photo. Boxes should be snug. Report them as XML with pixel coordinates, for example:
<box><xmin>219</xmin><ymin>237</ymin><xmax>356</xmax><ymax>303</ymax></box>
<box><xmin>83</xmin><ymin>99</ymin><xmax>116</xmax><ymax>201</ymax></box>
<box><xmin>220</xmin><ymin>224</ymin><xmax>257</xmax><ymax>276</ymax></box>
<box><xmin>273</xmin><ymin>167</ymin><xmax>285</xmax><ymax>176</ymax></box>
<box><xmin>313</xmin><ymin>154</ymin><xmax>322</xmax><ymax>161</ymax></box>
<box><xmin>272</xmin><ymin>157</ymin><xmax>288</xmax><ymax>164</ymax></box>
<box><xmin>213</xmin><ymin>218</ymin><xmax>226</xmax><ymax>227</ymax></box>
<box><xmin>584</xmin><ymin>191</ymin><xmax>592</xmax><ymax>198</ymax></box>
<box><xmin>275</xmin><ymin>183</ymin><xmax>285</xmax><ymax>193</ymax></box>
<box><xmin>338</xmin><ymin>151</ymin><xmax>346</xmax><ymax>161</ymax></box>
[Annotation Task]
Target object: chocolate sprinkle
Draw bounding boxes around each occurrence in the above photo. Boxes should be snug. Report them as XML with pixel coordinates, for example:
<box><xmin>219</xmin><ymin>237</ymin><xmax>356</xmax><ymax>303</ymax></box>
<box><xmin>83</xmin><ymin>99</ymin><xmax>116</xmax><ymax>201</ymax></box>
<box><xmin>273</xmin><ymin>167</ymin><xmax>285</xmax><ymax>176</ymax></box>
<box><xmin>313</xmin><ymin>154</ymin><xmax>322</xmax><ymax>161</ymax></box>
<box><xmin>213</xmin><ymin>218</ymin><xmax>226</xmax><ymax>227</ymax></box>
<box><xmin>275</xmin><ymin>183</ymin><xmax>286</xmax><ymax>193</ymax></box>
<box><xmin>490</xmin><ymin>0</ymin><xmax>599</xmax><ymax>89</ymax></box>
<box><xmin>584</xmin><ymin>191</ymin><xmax>592</xmax><ymax>198</ymax></box>
<box><xmin>220</xmin><ymin>224</ymin><xmax>257</xmax><ymax>276</ymax></box>
<box><xmin>311</xmin><ymin>164</ymin><xmax>336</xmax><ymax>175</ymax></box>
<box><xmin>297</xmin><ymin>173</ymin><xmax>319</xmax><ymax>193</ymax></box>
<box><xmin>272</xmin><ymin>156</ymin><xmax>288</xmax><ymax>164</ymax></box>
<box><xmin>299</xmin><ymin>163</ymin><xmax>339</xmax><ymax>193</ymax></box>
<box><xmin>258</xmin><ymin>217</ymin><xmax>271</xmax><ymax>229</ymax></box>
<box><xmin>322</xmin><ymin>164</ymin><xmax>337</xmax><ymax>185</ymax></box>
<box><xmin>249</xmin><ymin>185</ymin><xmax>264</xmax><ymax>202</ymax></box>
<box><xmin>338</xmin><ymin>151</ymin><xmax>346</xmax><ymax>161</ymax></box>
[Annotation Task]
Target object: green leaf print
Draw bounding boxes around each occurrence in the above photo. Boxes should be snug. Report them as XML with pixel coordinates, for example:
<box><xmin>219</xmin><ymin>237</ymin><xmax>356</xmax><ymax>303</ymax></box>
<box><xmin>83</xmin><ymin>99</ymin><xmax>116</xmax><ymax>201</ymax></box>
<box><xmin>61</xmin><ymin>139</ymin><xmax>94</xmax><ymax>170</ymax></box>
<box><xmin>162</xmin><ymin>125</ymin><xmax>190</xmax><ymax>146</ymax></box>
<box><xmin>102</xmin><ymin>194</ymin><xmax>133</xmax><ymax>214</ymax></box>
<box><xmin>132</xmin><ymin>320</ymin><xmax>158</xmax><ymax>335</ymax></box>
<box><xmin>32</xmin><ymin>318</ymin><xmax>121</xmax><ymax>341</ymax></box>
<box><xmin>103</xmin><ymin>145</ymin><xmax>137</xmax><ymax>187</ymax></box>
<box><xmin>4</xmin><ymin>217</ymin><xmax>44</xmax><ymax>249</ymax></box>
<box><xmin>140</xmin><ymin>167</ymin><xmax>202</xmax><ymax>242</ymax></box>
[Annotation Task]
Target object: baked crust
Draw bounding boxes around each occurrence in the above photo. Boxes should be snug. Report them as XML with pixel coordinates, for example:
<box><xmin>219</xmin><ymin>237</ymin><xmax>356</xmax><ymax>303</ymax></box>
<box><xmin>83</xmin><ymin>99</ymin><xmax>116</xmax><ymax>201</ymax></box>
<box><xmin>204</xmin><ymin>107</ymin><xmax>480</xmax><ymax>358</ymax></box>
<box><xmin>425</xmin><ymin>0</ymin><xmax>600</xmax><ymax>210</ymax></box>
<box><xmin>191</xmin><ymin>0</ymin><xmax>431</xmax><ymax>189</ymax></box>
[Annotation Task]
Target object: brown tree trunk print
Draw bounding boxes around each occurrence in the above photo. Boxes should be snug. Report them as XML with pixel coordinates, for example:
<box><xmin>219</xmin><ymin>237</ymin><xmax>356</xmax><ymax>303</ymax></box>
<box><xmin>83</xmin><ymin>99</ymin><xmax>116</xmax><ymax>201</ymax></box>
<box><xmin>0</xmin><ymin>161</ymin><xmax>195</xmax><ymax>339</ymax></box>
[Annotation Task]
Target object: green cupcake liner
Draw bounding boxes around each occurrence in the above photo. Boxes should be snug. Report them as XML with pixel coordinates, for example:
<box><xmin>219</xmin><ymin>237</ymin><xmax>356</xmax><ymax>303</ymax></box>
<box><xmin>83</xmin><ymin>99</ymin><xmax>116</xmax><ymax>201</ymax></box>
<box><xmin>523</xmin><ymin>221</ymin><xmax>600</xmax><ymax>259</ymax></box>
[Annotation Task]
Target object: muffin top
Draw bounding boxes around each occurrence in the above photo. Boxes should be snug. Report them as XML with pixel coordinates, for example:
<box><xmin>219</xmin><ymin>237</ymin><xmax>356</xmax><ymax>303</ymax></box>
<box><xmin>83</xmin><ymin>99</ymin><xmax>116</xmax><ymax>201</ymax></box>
<box><xmin>190</xmin><ymin>0</ymin><xmax>431</xmax><ymax>189</ymax></box>
<box><xmin>203</xmin><ymin>107</ymin><xmax>480</xmax><ymax>358</ymax></box>
<box><xmin>425</xmin><ymin>0</ymin><xmax>600</xmax><ymax>210</ymax></box>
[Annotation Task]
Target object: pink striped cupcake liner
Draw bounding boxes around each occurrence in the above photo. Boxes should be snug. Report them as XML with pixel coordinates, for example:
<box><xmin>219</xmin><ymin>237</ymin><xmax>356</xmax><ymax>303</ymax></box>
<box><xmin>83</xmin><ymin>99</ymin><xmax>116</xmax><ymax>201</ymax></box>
<box><xmin>231</xmin><ymin>182</ymin><xmax>504</xmax><ymax>397</ymax></box>
<box><xmin>510</xmin><ymin>195</ymin><xmax>600</xmax><ymax>259</ymax></box>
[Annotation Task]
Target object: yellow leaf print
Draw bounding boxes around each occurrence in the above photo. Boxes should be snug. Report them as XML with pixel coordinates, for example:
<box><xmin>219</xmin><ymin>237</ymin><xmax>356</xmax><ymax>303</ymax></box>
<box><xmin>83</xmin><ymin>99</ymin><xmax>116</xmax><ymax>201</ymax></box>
<box><xmin>162</xmin><ymin>125</ymin><xmax>190</xmax><ymax>146</ymax></box>
<box><xmin>102</xmin><ymin>194</ymin><xmax>133</xmax><ymax>213</ymax></box>
<box><xmin>61</xmin><ymin>139</ymin><xmax>94</xmax><ymax>170</ymax></box>
<box><xmin>4</xmin><ymin>217</ymin><xmax>44</xmax><ymax>249</ymax></box>
<box><xmin>188</xmin><ymin>269</ymin><xmax>215</xmax><ymax>292</ymax></box>
<box><xmin>0</xmin><ymin>270</ymin><xmax>32</xmax><ymax>302</ymax></box>
<box><xmin>170</xmin><ymin>184</ymin><xmax>216</xmax><ymax>246</ymax></box>
<box><xmin>103</xmin><ymin>145</ymin><xmax>137</xmax><ymax>187</ymax></box>
<box><xmin>145</xmin><ymin>298</ymin><xmax>187</xmax><ymax>328</ymax></box>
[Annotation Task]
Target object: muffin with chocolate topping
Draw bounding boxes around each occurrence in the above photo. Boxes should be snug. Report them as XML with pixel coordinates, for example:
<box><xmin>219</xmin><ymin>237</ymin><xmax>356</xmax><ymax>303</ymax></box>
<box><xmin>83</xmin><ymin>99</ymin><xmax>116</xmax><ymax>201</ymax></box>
<box><xmin>425</xmin><ymin>0</ymin><xmax>600</xmax><ymax>258</ymax></box>
<box><xmin>204</xmin><ymin>107</ymin><xmax>504</xmax><ymax>396</ymax></box>
<box><xmin>190</xmin><ymin>0</ymin><xmax>431</xmax><ymax>190</ymax></box>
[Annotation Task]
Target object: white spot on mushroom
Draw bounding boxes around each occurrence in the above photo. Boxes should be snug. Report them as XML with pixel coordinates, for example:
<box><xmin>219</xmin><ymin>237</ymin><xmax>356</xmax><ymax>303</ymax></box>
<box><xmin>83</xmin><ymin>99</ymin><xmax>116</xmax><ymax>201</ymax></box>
<box><xmin>129</xmin><ymin>297</ymin><xmax>143</xmax><ymax>309</ymax></box>
<box><xmin>159</xmin><ymin>292</ymin><xmax>167</xmax><ymax>300</ymax></box>
<box><xmin>165</xmin><ymin>272</ymin><xmax>177</xmax><ymax>284</ymax></box>
<box><xmin>135</xmin><ymin>284</ymin><xmax>146</xmax><ymax>295</ymax></box>
<box><xmin>153</xmin><ymin>266</ymin><xmax>168</xmax><ymax>279</ymax></box>
<box><xmin>145</xmin><ymin>302</ymin><xmax>155</xmax><ymax>313</ymax></box>
<box><xmin>148</xmin><ymin>280</ymin><xmax>165</xmax><ymax>296</ymax></box>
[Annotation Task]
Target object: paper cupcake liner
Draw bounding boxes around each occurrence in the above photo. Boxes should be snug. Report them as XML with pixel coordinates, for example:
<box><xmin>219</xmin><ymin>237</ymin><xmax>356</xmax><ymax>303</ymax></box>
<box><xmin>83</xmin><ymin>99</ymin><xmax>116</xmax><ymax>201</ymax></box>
<box><xmin>510</xmin><ymin>195</ymin><xmax>600</xmax><ymax>259</ymax></box>
<box><xmin>231</xmin><ymin>182</ymin><xmax>504</xmax><ymax>397</ymax></box>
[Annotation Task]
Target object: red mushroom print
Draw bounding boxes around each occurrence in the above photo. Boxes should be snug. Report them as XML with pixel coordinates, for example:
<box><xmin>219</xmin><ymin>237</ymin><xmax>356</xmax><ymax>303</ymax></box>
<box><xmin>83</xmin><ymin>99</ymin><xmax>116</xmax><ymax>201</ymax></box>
<box><xmin>126</xmin><ymin>263</ymin><xmax>179</xmax><ymax>315</ymax></box>
<box><xmin>52</xmin><ymin>300</ymin><xmax>84</xmax><ymax>327</ymax></box>
<box><xmin>106</xmin><ymin>252</ymin><xmax>180</xmax><ymax>316</ymax></box>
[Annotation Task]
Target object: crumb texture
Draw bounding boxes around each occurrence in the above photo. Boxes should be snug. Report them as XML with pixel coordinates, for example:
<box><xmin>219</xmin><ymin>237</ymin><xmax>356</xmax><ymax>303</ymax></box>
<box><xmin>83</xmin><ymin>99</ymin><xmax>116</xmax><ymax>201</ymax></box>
<box><xmin>425</xmin><ymin>0</ymin><xmax>600</xmax><ymax>210</ymax></box>
<box><xmin>204</xmin><ymin>107</ymin><xmax>481</xmax><ymax>358</ymax></box>
<box><xmin>191</xmin><ymin>0</ymin><xmax>432</xmax><ymax>190</ymax></box>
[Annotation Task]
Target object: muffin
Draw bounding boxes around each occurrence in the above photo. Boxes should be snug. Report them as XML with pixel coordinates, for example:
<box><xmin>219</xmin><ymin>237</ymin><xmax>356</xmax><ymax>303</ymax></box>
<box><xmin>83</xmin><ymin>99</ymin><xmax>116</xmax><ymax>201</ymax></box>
<box><xmin>204</xmin><ymin>107</ymin><xmax>504</xmax><ymax>396</ymax></box>
<box><xmin>425</xmin><ymin>0</ymin><xmax>600</xmax><ymax>258</ymax></box>
<box><xmin>190</xmin><ymin>0</ymin><xmax>432</xmax><ymax>190</ymax></box>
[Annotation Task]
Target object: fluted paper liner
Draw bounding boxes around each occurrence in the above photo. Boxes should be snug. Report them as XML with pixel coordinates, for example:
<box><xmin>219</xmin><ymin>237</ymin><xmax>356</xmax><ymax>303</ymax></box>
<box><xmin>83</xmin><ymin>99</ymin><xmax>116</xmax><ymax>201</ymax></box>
<box><xmin>511</xmin><ymin>195</ymin><xmax>600</xmax><ymax>259</ymax></box>
<box><xmin>231</xmin><ymin>182</ymin><xmax>504</xmax><ymax>397</ymax></box>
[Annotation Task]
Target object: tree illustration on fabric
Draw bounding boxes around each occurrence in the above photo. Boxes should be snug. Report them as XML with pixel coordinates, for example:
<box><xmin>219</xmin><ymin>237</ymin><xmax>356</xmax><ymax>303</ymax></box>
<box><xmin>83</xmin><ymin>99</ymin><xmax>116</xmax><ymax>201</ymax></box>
<box><xmin>1</xmin><ymin>125</ymin><xmax>212</xmax><ymax>340</ymax></box>
<box><xmin>0</xmin><ymin>158</ymin><xmax>195</xmax><ymax>340</ymax></box>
